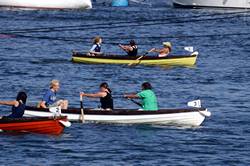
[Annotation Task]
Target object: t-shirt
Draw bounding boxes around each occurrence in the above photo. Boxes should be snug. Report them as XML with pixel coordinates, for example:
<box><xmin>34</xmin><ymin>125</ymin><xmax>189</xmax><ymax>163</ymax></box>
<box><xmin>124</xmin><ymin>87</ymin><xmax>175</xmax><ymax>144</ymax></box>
<box><xmin>137</xmin><ymin>89</ymin><xmax>158</xmax><ymax>111</ymax></box>
<box><xmin>42</xmin><ymin>89</ymin><xmax>57</xmax><ymax>106</ymax></box>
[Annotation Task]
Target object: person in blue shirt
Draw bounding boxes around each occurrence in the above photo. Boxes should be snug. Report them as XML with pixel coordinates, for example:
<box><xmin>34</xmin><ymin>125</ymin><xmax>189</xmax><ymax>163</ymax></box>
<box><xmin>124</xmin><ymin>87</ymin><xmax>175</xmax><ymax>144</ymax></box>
<box><xmin>0</xmin><ymin>91</ymin><xmax>27</xmax><ymax>118</ymax></box>
<box><xmin>39</xmin><ymin>80</ymin><xmax>68</xmax><ymax>109</ymax></box>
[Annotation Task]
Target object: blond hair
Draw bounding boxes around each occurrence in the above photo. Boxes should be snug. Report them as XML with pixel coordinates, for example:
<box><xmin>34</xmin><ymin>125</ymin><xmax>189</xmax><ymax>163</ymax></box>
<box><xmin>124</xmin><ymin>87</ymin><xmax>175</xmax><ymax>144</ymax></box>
<box><xmin>93</xmin><ymin>36</ymin><xmax>102</xmax><ymax>44</ymax></box>
<box><xmin>50</xmin><ymin>79</ymin><xmax>60</xmax><ymax>89</ymax></box>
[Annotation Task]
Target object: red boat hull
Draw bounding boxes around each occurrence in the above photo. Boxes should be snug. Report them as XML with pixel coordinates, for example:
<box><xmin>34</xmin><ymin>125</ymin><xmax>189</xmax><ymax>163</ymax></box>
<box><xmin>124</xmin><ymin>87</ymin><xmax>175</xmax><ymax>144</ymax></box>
<box><xmin>0</xmin><ymin>116</ymin><xmax>68</xmax><ymax>135</ymax></box>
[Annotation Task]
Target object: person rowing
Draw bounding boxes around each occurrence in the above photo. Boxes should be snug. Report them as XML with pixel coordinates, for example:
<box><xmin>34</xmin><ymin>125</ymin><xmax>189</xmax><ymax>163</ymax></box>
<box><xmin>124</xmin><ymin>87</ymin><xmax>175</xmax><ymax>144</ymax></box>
<box><xmin>119</xmin><ymin>40</ymin><xmax>138</xmax><ymax>56</ymax></box>
<box><xmin>0</xmin><ymin>91</ymin><xmax>27</xmax><ymax>118</ymax></box>
<box><xmin>80</xmin><ymin>82</ymin><xmax>114</xmax><ymax>110</ymax></box>
<box><xmin>149</xmin><ymin>42</ymin><xmax>172</xmax><ymax>57</ymax></box>
<box><xmin>124</xmin><ymin>82</ymin><xmax>158</xmax><ymax>111</ymax></box>
<box><xmin>88</xmin><ymin>36</ymin><xmax>103</xmax><ymax>56</ymax></box>
<box><xmin>39</xmin><ymin>80</ymin><xmax>68</xmax><ymax>109</ymax></box>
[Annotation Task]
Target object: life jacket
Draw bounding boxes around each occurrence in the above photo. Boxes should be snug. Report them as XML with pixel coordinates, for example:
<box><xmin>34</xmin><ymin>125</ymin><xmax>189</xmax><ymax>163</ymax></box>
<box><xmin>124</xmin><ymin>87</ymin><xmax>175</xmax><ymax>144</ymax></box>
<box><xmin>100</xmin><ymin>91</ymin><xmax>113</xmax><ymax>109</ymax></box>
<box><xmin>8</xmin><ymin>101</ymin><xmax>25</xmax><ymax>118</ymax></box>
<box><xmin>94</xmin><ymin>44</ymin><xmax>101</xmax><ymax>52</ymax></box>
<box><xmin>128</xmin><ymin>45</ymin><xmax>138</xmax><ymax>56</ymax></box>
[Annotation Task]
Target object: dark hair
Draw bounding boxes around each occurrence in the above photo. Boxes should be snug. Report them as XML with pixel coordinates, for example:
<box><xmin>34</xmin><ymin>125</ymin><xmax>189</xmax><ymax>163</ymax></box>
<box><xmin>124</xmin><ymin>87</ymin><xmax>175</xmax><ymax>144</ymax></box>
<box><xmin>16</xmin><ymin>91</ymin><xmax>27</xmax><ymax>104</ymax></box>
<box><xmin>141</xmin><ymin>82</ymin><xmax>152</xmax><ymax>90</ymax></box>
<box><xmin>100</xmin><ymin>82</ymin><xmax>112</xmax><ymax>93</ymax></box>
<box><xmin>130</xmin><ymin>40</ymin><xmax>136</xmax><ymax>46</ymax></box>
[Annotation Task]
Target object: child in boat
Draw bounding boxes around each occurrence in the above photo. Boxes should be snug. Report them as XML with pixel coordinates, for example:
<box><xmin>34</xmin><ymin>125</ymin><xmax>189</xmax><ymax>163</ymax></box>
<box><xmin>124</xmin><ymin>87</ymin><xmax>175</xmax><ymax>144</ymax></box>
<box><xmin>0</xmin><ymin>91</ymin><xmax>27</xmax><ymax>118</ymax></box>
<box><xmin>88</xmin><ymin>36</ymin><xmax>103</xmax><ymax>56</ymax></box>
<box><xmin>124</xmin><ymin>82</ymin><xmax>158</xmax><ymax>111</ymax></box>
<box><xmin>119</xmin><ymin>40</ymin><xmax>138</xmax><ymax>56</ymax></box>
<box><xmin>39</xmin><ymin>80</ymin><xmax>68</xmax><ymax>109</ymax></box>
<box><xmin>80</xmin><ymin>82</ymin><xmax>113</xmax><ymax>110</ymax></box>
<box><xmin>149</xmin><ymin>42</ymin><xmax>172</xmax><ymax>57</ymax></box>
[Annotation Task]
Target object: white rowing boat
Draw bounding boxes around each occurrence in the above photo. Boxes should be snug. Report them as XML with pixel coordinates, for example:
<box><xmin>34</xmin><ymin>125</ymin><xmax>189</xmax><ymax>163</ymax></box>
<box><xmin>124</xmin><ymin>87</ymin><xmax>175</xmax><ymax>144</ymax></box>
<box><xmin>0</xmin><ymin>0</ymin><xmax>92</xmax><ymax>9</ymax></box>
<box><xmin>24</xmin><ymin>100</ymin><xmax>211</xmax><ymax>126</ymax></box>
<box><xmin>173</xmin><ymin>0</ymin><xmax>250</xmax><ymax>9</ymax></box>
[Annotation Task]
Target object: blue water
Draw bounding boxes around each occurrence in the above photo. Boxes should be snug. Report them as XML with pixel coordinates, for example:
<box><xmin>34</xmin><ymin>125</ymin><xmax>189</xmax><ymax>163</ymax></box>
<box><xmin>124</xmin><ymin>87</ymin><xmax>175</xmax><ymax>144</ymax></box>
<box><xmin>0</xmin><ymin>0</ymin><xmax>250</xmax><ymax>165</ymax></box>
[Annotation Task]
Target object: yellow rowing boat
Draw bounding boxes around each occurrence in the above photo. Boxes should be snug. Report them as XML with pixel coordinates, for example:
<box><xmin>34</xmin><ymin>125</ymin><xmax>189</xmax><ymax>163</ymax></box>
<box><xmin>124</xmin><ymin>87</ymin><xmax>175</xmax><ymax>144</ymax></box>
<box><xmin>72</xmin><ymin>51</ymin><xmax>198</xmax><ymax>66</ymax></box>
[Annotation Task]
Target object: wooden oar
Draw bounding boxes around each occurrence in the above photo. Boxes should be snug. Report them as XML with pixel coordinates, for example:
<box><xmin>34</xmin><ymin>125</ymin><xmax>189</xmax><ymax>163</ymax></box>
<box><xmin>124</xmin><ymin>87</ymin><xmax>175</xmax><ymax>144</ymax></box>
<box><xmin>127</xmin><ymin>98</ymin><xmax>143</xmax><ymax>107</ymax></box>
<box><xmin>80</xmin><ymin>95</ymin><xmax>85</xmax><ymax>123</ymax></box>
<box><xmin>128</xmin><ymin>52</ymin><xmax>148</xmax><ymax>66</ymax></box>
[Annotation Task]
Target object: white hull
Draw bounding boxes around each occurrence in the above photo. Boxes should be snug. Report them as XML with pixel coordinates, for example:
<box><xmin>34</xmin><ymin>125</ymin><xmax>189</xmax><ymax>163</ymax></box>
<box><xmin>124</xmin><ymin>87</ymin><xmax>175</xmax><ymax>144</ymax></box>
<box><xmin>173</xmin><ymin>0</ymin><xmax>250</xmax><ymax>9</ymax></box>
<box><xmin>0</xmin><ymin>0</ymin><xmax>92</xmax><ymax>9</ymax></box>
<box><xmin>24</xmin><ymin>109</ymin><xmax>211</xmax><ymax>126</ymax></box>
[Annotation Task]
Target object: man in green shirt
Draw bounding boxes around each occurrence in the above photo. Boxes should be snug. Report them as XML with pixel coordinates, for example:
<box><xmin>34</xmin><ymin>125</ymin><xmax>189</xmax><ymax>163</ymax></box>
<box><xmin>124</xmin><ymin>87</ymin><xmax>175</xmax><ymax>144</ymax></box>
<box><xmin>124</xmin><ymin>82</ymin><xmax>158</xmax><ymax>111</ymax></box>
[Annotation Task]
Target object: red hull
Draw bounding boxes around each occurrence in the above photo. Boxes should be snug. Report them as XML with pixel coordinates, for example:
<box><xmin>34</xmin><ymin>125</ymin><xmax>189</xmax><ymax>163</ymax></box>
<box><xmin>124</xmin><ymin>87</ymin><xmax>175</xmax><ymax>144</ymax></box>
<box><xmin>0</xmin><ymin>116</ymin><xmax>68</xmax><ymax>135</ymax></box>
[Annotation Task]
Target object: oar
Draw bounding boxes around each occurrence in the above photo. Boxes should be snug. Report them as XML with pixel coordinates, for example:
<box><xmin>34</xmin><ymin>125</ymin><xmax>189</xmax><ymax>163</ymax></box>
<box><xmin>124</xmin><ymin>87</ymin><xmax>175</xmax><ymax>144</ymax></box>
<box><xmin>127</xmin><ymin>98</ymin><xmax>143</xmax><ymax>107</ymax></box>
<box><xmin>128</xmin><ymin>52</ymin><xmax>148</xmax><ymax>66</ymax></box>
<box><xmin>80</xmin><ymin>95</ymin><xmax>85</xmax><ymax>123</ymax></box>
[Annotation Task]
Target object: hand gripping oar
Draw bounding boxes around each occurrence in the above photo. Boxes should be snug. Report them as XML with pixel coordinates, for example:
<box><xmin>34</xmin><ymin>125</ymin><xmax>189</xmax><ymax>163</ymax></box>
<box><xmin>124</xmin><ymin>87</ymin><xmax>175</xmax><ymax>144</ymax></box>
<box><xmin>80</xmin><ymin>95</ymin><xmax>85</xmax><ymax>123</ymax></box>
<box><xmin>128</xmin><ymin>52</ymin><xmax>148</xmax><ymax>66</ymax></box>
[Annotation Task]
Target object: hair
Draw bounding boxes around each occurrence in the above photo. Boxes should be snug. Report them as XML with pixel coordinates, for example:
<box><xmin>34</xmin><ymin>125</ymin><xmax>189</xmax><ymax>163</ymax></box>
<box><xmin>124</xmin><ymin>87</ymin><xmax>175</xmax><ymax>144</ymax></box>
<box><xmin>165</xmin><ymin>46</ymin><xmax>172</xmax><ymax>52</ymax></box>
<box><xmin>100</xmin><ymin>82</ymin><xmax>112</xmax><ymax>93</ymax></box>
<box><xmin>129</xmin><ymin>40</ymin><xmax>136</xmax><ymax>46</ymax></box>
<box><xmin>141</xmin><ymin>82</ymin><xmax>152</xmax><ymax>90</ymax></box>
<box><xmin>16</xmin><ymin>91</ymin><xmax>27</xmax><ymax>104</ymax></box>
<box><xmin>93</xmin><ymin>36</ymin><xmax>102</xmax><ymax>44</ymax></box>
<box><xmin>50</xmin><ymin>79</ymin><xmax>60</xmax><ymax>89</ymax></box>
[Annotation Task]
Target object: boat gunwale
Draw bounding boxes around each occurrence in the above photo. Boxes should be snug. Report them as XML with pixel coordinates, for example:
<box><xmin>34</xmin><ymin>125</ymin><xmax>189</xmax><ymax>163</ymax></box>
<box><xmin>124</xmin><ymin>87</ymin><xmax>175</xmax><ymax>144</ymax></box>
<box><xmin>25</xmin><ymin>106</ymin><xmax>207</xmax><ymax>115</ymax></box>
<box><xmin>72</xmin><ymin>53</ymin><xmax>197</xmax><ymax>60</ymax></box>
<box><xmin>0</xmin><ymin>116</ymin><xmax>67</xmax><ymax>124</ymax></box>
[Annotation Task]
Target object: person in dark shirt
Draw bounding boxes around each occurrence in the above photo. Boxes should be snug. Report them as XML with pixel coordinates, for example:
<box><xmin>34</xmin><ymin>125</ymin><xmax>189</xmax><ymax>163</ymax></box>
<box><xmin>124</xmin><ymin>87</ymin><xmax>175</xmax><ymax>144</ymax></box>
<box><xmin>0</xmin><ymin>91</ymin><xmax>27</xmax><ymax>118</ymax></box>
<box><xmin>119</xmin><ymin>40</ymin><xmax>138</xmax><ymax>56</ymax></box>
<box><xmin>80</xmin><ymin>82</ymin><xmax>113</xmax><ymax>110</ymax></box>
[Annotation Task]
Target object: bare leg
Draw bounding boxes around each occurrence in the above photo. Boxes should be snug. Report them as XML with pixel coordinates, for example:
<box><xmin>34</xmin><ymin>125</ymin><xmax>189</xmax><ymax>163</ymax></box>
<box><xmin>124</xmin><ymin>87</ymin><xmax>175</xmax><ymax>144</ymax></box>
<box><xmin>61</xmin><ymin>100</ymin><xmax>68</xmax><ymax>109</ymax></box>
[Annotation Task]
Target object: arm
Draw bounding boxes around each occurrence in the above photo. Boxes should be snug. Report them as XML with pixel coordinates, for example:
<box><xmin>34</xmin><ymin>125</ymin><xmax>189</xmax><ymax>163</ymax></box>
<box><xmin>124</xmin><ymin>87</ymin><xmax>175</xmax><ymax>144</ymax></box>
<box><xmin>0</xmin><ymin>100</ymin><xmax>19</xmax><ymax>107</ymax></box>
<box><xmin>119</xmin><ymin>44</ymin><xmax>132</xmax><ymax>52</ymax></box>
<box><xmin>89</xmin><ymin>51</ymin><xmax>103</xmax><ymax>55</ymax></box>
<box><xmin>40</xmin><ymin>101</ymin><xmax>47</xmax><ymax>108</ymax></box>
<box><xmin>80</xmin><ymin>92</ymin><xmax>107</xmax><ymax>98</ymax></box>
<box><xmin>149</xmin><ymin>48</ymin><xmax>162</xmax><ymax>53</ymax></box>
<box><xmin>124</xmin><ymin>94</ymin><xmax>139</xmax><ymax>99</ymax></box>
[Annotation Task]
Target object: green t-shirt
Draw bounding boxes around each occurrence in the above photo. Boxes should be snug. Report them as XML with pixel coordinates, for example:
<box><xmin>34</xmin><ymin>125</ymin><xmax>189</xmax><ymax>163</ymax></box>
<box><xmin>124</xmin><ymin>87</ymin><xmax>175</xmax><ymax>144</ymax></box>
<box><xmin>137</xmin><ymin>89</ymin><xmax>158</xmax><ymax>111</ymax></box>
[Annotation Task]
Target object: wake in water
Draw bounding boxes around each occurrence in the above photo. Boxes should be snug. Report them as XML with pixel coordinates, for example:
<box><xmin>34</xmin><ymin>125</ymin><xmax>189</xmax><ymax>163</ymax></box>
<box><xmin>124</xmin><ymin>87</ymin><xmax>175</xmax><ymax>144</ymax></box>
<box><xmin>130</xmin><ymin>0</ymin><xmax>152</xmax><ymax>6</ymax></box>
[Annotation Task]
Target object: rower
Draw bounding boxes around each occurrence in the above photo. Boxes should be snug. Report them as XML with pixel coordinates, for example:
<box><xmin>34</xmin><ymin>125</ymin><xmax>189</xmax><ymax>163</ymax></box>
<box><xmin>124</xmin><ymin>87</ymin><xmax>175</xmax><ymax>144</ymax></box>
<box><xmin>124</xmin><ymin>82</ymin><xmax>158</xmax><ymax>111</ymax></box>
<box><xmin>119</xmin><ymin>40</ymin><xmax>138</xmax><ymax>56</ymax></box>
<box><xmin>39</xmin><ymin>80</ymin><xmax>68</xmax><ymax>109</ymax></box>
<box><xmin>88</xmin><ymin>36</ymin><xmax>103</xmax><ymax>56</ymax></box>
<box><xmin>80</xmin><ymin>82</ymin><xmax>114</xmax><ymax>110</ymax></box>
<box><xmin>0</xmin><ymin>91</ymin><xmax>27</xmax><ymax>118</ymax></box>
<box><xmin>149</xmin><ymin>42</ymin><xmax>172</xmax><ymax>57</ymax></box>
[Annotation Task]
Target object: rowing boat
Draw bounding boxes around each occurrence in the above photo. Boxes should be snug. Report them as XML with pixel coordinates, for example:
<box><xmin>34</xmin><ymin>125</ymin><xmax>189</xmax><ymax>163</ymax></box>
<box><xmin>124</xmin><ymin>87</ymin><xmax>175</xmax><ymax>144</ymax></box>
<box><xmin>173</xmin><ymin>0</ymin><xmax>250</xmax><ymax>9</ymax></box>
<box><xmin>24</xmin><ymin>104</ymin><xmax>211</xmax><ymax>126</ymax></box>
<box><xmin>0</xmin><ymin>0</ymin><xmax>92</xmax><ymax>10</ymax></box>
<box><xmin>0</xmin><ymin>116</ymin><xmax>70</xmax><ymax>135</ymax></box>
<box><xmin>72</xmin><ymin>51</ymin><xmax>198</xmax><ymax>66</ymax></box>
